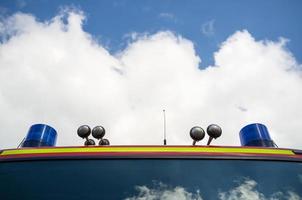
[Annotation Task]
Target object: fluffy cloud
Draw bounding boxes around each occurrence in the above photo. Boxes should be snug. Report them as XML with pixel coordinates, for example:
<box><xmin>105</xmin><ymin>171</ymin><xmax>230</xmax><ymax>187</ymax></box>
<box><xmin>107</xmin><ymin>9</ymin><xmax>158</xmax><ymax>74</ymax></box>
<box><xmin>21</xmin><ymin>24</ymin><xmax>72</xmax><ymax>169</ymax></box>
<box><xmin>125</xmin><ymin>184</ymin><xmax>202</xmax><ymax>200</ymax></box>
<box><xmin>125</xmin><ymin>179</ymin><xmax>301</xmax><ymax>200</ymax></box>
<box><xmin>0</xmin><ymin>10</ymin><xmax>301</xmax><ymax>148</ymax></box>
<box><xmin>219</xmin><ymin>179</ymin><xmax>301</xmax><ymax>200</ymax></box>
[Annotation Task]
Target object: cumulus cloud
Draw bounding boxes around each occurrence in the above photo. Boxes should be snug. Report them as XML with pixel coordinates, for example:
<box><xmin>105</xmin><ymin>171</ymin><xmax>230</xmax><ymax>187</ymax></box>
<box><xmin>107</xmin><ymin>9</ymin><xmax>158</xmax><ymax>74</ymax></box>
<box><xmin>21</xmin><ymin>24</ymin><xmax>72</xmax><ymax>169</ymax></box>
<box><xmin>219</xmin><ymin>179</ymin><xmax>301</xmax><ymax>200</ymax></box>
<box><xmin>0</xmin><ymin>10</ymin><xmax>301</xmax><ymax>148</ymax></box>
<box><xmin>125</xmin><ymin>183</ymin><xmax>202</xmax><ymax>200</ymax></box>
<box><xmin>124</xmin><ymin>179</ymin><xmax>301</xmax><ymax>200</ymax></box>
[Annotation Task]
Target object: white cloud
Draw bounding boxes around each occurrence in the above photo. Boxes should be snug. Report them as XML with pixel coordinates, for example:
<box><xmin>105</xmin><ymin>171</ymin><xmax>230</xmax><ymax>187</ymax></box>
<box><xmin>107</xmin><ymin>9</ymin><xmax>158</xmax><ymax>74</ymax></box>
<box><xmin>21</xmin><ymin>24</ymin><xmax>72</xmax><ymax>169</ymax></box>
<box><xmin>125</xmin><ymin>183</ymin><xmax>203</xmax><ymax>200</ymax></box>
<box><xmin>201</xmin><ymin>19</ymin><xmax>215</xmax><ymax>36</ymax></box>
<box><xmin>0</xmin><ymin>10</ymin><xmax>302</xmax><ymax>149</ymax></box>
<box><xmin>219</xmin><ymin>179</ymin><xmax>264</xmax><ymax>200</ymax></box>
<box><xmin>125</xmin><ymin>179</ymin><xmax>300</xmax><ymax>200</ymax></box>
<box><xmin>219</xmin><ymin>179</ymin><xmax>301</xmax><ymax>200</ymax></box>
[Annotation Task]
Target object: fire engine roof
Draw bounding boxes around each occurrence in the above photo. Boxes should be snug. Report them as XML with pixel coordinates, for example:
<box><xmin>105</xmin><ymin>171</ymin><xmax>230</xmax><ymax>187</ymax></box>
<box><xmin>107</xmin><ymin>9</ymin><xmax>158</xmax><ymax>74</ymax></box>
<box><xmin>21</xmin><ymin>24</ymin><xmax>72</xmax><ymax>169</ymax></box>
<box><xmin>1</xmin><ymin>146</ymin><xmax>302</xmax><ymax>162</ymax></box>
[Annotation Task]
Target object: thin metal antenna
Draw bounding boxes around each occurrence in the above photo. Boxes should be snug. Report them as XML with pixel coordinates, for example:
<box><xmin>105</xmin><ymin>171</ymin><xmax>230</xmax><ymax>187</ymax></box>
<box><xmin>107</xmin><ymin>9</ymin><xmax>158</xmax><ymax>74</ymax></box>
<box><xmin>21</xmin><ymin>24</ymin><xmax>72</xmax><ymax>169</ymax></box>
<box><xmin>17</xmin><ymin>137</ymin><xmax>25</xmax><ymax>148</ymax></box>
<box><xmin>163</xmin><ymin>109</ymin><xmax>167</xmax><ymax>145</ymax></box>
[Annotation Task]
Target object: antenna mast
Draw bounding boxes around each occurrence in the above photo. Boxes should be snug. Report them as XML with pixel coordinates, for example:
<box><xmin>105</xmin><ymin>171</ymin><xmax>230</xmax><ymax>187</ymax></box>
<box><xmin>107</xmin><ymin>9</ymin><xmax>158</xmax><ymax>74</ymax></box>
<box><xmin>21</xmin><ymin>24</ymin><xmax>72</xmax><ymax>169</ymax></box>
<box><xmin>163</xmin><ymin>109</ymin><xmax>167</xmax><ymax>145</ymax></box>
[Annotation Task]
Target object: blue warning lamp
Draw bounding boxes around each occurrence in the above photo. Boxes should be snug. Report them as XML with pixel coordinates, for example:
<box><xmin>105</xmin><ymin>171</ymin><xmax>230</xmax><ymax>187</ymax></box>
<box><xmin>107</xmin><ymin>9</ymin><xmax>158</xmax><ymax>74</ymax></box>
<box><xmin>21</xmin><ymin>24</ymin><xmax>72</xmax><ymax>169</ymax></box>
<box><xmin>21</xmin><ymin>124</ymin><xmax>57</xmax><ymax>147</ymax></box>
<box><xmin>239</xmin><ymin>123</ymin><xmax>276</xmax><ymax>147</ymax></box>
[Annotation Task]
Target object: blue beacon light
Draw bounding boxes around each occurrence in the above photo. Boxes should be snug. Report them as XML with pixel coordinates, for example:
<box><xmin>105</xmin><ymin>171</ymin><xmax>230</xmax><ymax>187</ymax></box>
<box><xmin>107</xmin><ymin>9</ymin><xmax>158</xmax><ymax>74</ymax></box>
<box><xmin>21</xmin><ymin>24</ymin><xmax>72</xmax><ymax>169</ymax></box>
<box><xmin>239</xmin><ymin>123</ymin><xmax>276</xmax><ymax>147</ymax></box>
<box><xmin>21</xmin><ymin>124</ymin><xmax>57</xmax><ymax>147</ymax></box>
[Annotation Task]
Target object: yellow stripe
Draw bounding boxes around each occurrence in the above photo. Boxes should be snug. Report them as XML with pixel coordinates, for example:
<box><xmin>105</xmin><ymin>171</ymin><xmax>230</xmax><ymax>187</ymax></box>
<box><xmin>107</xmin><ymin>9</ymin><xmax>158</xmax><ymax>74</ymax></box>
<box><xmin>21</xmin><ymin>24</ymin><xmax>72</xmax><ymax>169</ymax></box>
<box><xmin>0</xmin><ymin>146</ymin><xmax>294</xmax><ymax>156</ymax></box>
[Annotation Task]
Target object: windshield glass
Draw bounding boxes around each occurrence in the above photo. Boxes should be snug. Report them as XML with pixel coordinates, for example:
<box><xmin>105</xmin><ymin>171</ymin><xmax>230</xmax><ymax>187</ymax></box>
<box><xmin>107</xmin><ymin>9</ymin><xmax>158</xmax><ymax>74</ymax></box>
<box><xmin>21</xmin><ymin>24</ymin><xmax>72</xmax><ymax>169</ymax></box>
<box><xmin>1</xmin><ymin>159</ymin><xmax>301</xmax><ymax>199</ymax></box>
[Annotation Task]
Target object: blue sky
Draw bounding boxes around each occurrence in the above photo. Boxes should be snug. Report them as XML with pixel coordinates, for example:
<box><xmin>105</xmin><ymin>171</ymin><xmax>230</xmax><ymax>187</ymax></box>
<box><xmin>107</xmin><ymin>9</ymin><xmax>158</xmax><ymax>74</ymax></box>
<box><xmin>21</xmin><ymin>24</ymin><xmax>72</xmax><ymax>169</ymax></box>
<box><xmin>1</xmin><ymin>0</ymin><xmax>301</xmax><ymax>67</ymax></box>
